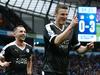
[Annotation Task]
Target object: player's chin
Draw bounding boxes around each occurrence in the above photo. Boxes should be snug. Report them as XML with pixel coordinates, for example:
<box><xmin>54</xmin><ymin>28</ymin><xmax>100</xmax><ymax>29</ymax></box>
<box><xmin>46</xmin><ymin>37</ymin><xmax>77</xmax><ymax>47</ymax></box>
<box><xmin>22</xmin><ymin>38</ymin><xmax>26</xmax><ymax>41</ymax></box>
<box><xmin>60</xmin><ymin>21</ymin><xmax>66</xmax><ymax>25</ymax></box>
<box><xmin>20</xmin><ymin>37</ymin><xmax>26</xmax><ymax>41</ymax></box>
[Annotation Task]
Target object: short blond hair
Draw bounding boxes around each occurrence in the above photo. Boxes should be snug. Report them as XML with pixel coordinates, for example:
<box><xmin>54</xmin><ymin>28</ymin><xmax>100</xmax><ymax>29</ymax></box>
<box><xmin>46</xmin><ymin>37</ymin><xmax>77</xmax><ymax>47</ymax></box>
<box><xmin>55</xmin><ymin>4</ymin><xmax>68</xmax><ymax>14</ymax></box>
<box><xmin>13</xmin><ymin>25</ymin><xmax>25</xmax><ymax>32</ymax></box>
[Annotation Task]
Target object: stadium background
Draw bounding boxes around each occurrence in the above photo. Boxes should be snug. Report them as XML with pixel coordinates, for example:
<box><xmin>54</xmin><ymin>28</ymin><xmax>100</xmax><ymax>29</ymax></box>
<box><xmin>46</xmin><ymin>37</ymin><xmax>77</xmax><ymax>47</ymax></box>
<box><xmin>0</xmin><ymin>0</ymin><xmax>100</xmax><ymax>75</ymax></box>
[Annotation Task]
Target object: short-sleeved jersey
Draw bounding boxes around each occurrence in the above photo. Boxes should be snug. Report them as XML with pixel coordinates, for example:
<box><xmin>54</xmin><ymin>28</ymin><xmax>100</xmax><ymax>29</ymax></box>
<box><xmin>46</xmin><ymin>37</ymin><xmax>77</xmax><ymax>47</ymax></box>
<box><xmin>0</xmin><ymin>41</ymin><xmax>33</xmax><ymax>73</ymax></box>
<box><xmin>43</xmin><ymin>22</ymin><xmax>81</xmax><ymax>74</ymax></box>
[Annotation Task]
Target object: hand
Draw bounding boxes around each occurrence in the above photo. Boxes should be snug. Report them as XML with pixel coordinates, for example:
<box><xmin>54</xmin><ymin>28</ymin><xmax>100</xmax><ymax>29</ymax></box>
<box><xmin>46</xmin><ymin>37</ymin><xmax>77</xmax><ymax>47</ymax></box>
<box><xmin>86</xmin><ymin>42</ymin><xmax>94</xmax><ymax>50</ymax></box>
<box><xmin>73</xmin><ymin>16</ymin><xmax>78</xmax><ymax>25</ymax></box>
<box><xmin>27</xmin><ymin>71</ymin><xmax>32</xmax><ymax>75</ymax></box>
<box><xmin>70</xmin><ymin>16</ymin><xmax>78</xmax><ymax>28</ymax></box>
<box><xmin>1</xmin><ymin>61</ymin><xmax>11</xmax><ymax>67</ymax></box>
<box><xmin>27</xmin><ymin>73</ymin><xmax>32</xmax><ymax>75</ymax></box>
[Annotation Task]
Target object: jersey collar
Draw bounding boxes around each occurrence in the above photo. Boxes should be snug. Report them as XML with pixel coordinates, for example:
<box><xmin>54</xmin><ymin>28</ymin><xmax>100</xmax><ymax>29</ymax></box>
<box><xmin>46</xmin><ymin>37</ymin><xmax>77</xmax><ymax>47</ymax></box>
<box><xmin>53</xmin><ymin>21</ymin><xmax>65</xmax><ymax>31</ymax></box>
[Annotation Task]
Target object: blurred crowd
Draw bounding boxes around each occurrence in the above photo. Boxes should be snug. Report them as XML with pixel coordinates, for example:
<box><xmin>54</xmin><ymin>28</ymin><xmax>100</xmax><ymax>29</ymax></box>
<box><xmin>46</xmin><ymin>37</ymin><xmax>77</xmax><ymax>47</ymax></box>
<box><xmin>68</xmin><ymin>53</ymin><xmax>100</xmax><ymax>75</ymax></box>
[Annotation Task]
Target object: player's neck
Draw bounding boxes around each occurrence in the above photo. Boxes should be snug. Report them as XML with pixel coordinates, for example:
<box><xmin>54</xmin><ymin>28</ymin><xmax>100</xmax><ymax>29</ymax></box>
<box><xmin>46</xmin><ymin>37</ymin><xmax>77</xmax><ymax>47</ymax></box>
<box><xmin>55</xmin><ymin>21</ymin><xmax>63</xmax><ymax>29</ymax></box>
<box><xmin>15</xmin><ymin>40</ymin><xmax>25</xmax><ymax>47</ymax></box>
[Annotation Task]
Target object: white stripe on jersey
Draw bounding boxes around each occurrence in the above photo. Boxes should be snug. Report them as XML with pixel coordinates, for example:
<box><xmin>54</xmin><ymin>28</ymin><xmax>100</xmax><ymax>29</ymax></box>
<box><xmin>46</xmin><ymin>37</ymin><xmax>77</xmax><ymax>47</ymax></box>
<box><xmin>45</xmin><ymin>23</ymin><xmax>57</xmax><ymax>43</ymax></box>
<box><xmin>0</xmin><ymin>41</ymin><xmax>15</xmax><ymax>57</ymax></box>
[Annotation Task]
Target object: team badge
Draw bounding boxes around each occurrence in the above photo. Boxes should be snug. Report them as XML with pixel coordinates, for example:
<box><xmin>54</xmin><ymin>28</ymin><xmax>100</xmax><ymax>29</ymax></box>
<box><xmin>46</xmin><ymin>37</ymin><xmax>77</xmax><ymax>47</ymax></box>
<box><xmin>26</xmin><ymin>49</ymin><xmax>30</xmax><ymax>53</ymax></box>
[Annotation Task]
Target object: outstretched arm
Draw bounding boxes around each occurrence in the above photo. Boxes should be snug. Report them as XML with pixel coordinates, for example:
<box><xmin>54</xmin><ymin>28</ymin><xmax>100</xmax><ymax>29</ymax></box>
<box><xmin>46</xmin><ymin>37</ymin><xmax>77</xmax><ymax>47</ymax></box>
<box><xmin>77</xmin><ymin>42</ymin><xmax>94</xmax><ymax>53</ymax></box>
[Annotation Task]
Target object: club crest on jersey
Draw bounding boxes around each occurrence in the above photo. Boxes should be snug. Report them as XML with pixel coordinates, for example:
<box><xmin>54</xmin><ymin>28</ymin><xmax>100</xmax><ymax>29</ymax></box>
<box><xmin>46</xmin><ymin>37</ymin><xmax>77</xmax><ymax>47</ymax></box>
<box><xmin>26</xmin><ymin>49</ymin><xmax>30</xmax><ymax>53</ymax></box>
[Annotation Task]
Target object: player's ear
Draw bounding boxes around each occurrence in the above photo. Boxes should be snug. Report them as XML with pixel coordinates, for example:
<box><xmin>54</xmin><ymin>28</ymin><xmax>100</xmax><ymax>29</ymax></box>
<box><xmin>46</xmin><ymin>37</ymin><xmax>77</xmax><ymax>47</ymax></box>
<box><xmin>13</xmin><ymin>31</ymin><xmax>16</xmax><ymax>37</ymax></box>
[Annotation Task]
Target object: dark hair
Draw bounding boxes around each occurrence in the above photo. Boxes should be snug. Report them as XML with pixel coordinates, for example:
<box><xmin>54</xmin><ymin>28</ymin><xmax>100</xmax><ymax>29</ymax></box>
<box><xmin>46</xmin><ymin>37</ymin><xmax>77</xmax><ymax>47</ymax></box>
<box><xmin>55</xmin><ymin>4</ymin><xmax>68</xmax><ymax>14</ymax></box>
<box><xmin>13</xmin><ymin>25</ymin><xmax>25</xmax><ymax>32</ymax></box>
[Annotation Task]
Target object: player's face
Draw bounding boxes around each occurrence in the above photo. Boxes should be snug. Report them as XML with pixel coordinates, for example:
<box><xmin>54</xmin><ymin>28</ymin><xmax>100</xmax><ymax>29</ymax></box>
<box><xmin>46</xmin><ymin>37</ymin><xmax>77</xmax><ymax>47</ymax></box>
<box><xmin>14</xmin><ymin>27</ymin><xmax>26</xmax><ymax>41</ymax></box>
<box><xmin>55</xmin><ymin>8</ymin><xmax>68</xmax><ymax>25</ymax></box>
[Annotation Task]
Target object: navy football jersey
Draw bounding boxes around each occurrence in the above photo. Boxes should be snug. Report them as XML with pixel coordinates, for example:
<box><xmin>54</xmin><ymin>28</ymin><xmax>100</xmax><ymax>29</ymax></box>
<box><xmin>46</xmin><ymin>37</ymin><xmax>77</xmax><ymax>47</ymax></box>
<box><xmin>43</xmin><ymin>22</ymin><xmax>81</xmax><ymax>74</ymax></box>
<box><xmin>0</xmin><ymin>41</ymin><xmax>33</xmax><ymax>73</ymax></box>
